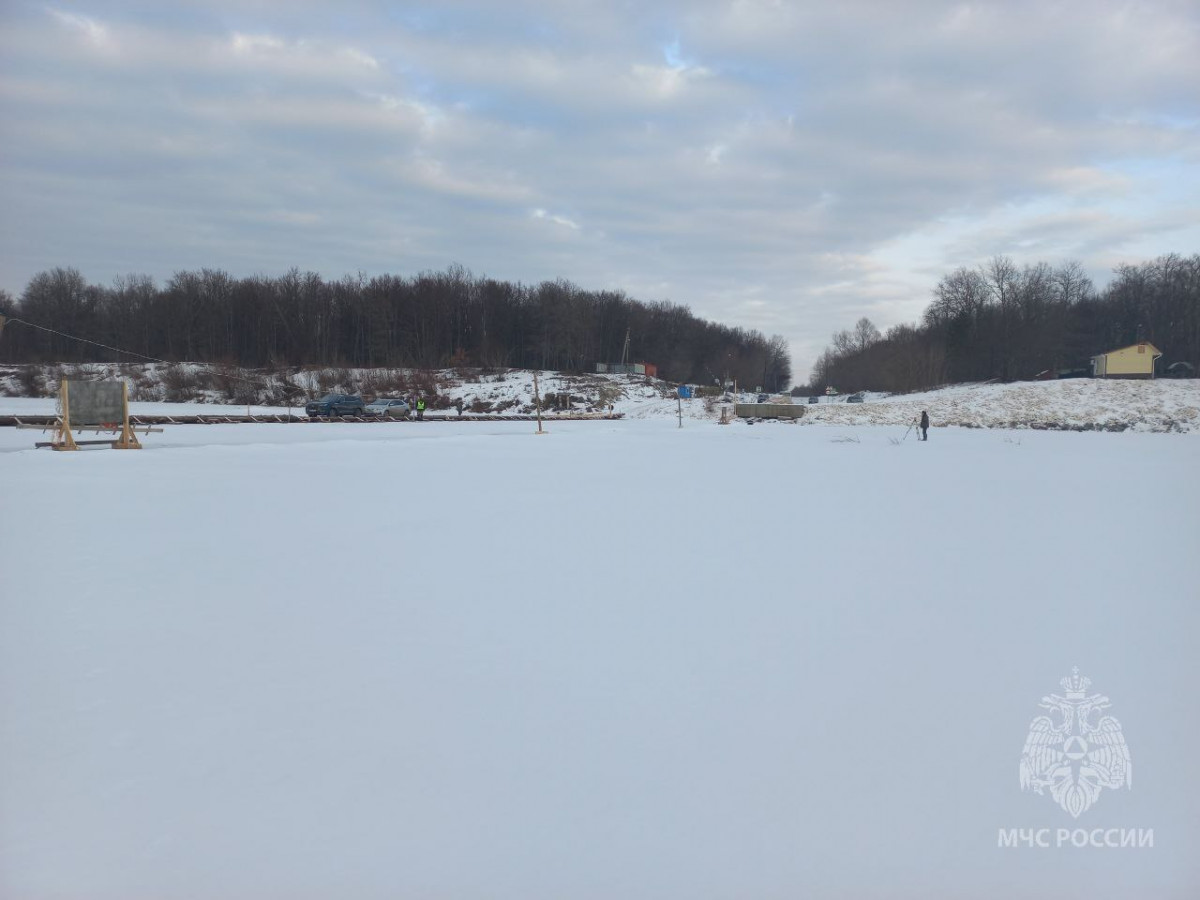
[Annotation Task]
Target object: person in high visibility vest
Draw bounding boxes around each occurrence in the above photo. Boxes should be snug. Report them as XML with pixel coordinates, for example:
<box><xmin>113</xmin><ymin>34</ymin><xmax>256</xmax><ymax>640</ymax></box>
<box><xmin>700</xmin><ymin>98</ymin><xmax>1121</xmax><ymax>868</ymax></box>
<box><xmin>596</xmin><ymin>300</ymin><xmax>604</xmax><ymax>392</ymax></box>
<box><xmin>416</xmin><ymin>397</ymin><xmax>426</xmax><ymax>420</ymax></box>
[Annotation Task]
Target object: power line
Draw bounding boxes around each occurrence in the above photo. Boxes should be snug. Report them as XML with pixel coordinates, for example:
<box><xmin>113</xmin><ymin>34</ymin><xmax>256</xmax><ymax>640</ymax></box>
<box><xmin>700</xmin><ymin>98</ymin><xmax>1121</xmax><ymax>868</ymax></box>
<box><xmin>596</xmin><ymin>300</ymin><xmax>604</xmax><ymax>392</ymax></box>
<box><xmin>2</xmin><ymin>315</ymin><xmax>271</xmax><ymax>388</ymax></box>
<box><xmin>5</xmin><ymin>316</ymin><xmax>172</xmax><ymax>365</ymax></box>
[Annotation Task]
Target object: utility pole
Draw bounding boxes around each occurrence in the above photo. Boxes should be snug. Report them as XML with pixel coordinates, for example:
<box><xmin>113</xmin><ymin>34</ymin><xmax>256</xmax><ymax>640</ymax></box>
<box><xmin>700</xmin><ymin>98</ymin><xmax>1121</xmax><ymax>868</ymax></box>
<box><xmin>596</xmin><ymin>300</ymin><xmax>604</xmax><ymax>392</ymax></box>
<box><xmin>533</xmin><ymin>371</ymin><xmax>545</xmax><ymax>435</ymax></box>
<box><xmin>620</xmin><ymin>327</ymin><xmax>631</xmax><ymax>367</ymax></box>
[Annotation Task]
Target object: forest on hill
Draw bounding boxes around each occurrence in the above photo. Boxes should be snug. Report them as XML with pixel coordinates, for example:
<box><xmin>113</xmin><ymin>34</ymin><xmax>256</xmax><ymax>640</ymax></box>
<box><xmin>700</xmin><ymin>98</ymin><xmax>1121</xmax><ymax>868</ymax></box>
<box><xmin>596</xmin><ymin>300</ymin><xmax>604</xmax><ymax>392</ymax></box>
<box><xmin>810</xmin><ymin>254</ymin><xmax>1199</xmax><ymax>393</ymax></box>
<box><xmin>0</xmin><ymin>265</ymin><xmax>793</xmax><ymax>392</ymax></box>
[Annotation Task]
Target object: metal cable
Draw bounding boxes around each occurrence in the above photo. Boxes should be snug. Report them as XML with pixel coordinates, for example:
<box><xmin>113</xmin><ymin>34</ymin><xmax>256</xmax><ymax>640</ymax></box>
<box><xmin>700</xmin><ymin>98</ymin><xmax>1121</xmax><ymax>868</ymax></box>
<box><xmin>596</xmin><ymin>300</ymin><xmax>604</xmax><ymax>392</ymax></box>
<box><xmin>4</xmin><ymin>316</ymin><xmax>270</xmax><ymax>387</ymax></box>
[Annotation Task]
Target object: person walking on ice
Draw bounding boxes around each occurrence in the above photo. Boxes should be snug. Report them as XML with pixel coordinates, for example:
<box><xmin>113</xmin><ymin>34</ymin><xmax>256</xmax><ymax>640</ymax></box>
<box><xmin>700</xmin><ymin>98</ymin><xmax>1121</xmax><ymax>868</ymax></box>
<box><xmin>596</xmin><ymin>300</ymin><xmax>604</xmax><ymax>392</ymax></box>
<box><xmin>919</xmin><ymin>410</ymin><xmax>930</xmax><ymax>441</ymax></box>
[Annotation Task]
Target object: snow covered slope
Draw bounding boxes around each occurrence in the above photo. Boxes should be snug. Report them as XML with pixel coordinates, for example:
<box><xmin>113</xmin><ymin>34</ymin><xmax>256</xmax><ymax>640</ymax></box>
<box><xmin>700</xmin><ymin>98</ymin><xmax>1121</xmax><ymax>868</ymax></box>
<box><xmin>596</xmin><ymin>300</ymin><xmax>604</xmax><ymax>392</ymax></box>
<box><xmin>797</xmin><ymin>379</ymin><xmax>1200</xmax><ymax>432</ymax></box>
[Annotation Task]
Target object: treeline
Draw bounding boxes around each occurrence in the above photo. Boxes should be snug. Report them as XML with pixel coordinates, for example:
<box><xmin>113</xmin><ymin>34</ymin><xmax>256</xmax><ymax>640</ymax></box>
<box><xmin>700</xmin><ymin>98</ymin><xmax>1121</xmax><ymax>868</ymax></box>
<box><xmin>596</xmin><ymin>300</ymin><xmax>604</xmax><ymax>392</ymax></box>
<box><xmin>0</xmin><ymin>266</ymin><xmax>792</xmax><ymax>390</ymax></box>
<box><xmin>811</xmin><ymin>254</ymin><xmax>1199</xmax><ymax>392</ymax></box>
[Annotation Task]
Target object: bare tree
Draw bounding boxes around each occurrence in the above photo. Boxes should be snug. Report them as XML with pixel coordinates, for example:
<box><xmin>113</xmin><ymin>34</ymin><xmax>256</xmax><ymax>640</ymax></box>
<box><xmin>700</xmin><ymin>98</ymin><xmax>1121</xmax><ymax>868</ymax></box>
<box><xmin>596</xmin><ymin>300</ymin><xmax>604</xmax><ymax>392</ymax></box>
<box><xmin>2</xmin><ymin>266</ymin><xmax>793</xmax><ymax>385</ymax></box>
<box><xmin>851</xmin><ymin>317</ymin><xmax>881</xmax><ymax>353</ymax></box>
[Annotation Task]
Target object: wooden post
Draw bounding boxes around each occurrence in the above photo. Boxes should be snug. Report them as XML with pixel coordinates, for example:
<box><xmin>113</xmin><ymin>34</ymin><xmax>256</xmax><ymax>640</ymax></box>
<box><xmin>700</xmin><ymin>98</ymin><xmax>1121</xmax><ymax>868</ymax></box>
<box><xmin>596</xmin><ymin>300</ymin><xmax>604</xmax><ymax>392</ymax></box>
<box><xmin>113</xmin><ymin>382</ymin><xmax>141</xmax><ymax>449</ymax></box>
<box><xmin>53</xmin><ymin>379</ymin><xmax>79</xmax><ymax>450</ymax></box>
<box><xmin>677</xmin><ymin>396</ymin><xmax>682</xmax><ymax>428</ymax></box>
<box><xmin>533</xmin><ymin>372</ymin><xmax>545</xmax><ymax>435</ymax></box>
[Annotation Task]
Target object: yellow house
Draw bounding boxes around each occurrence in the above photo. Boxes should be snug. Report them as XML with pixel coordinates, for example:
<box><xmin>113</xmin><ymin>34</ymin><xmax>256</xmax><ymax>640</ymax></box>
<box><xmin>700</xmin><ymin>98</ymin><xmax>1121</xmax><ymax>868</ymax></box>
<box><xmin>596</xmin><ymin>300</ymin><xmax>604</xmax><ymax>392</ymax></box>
<box><xmin>1092</xmin><ymin>342</ymin><xmax>1163</xmax><ymax>379</ymax></box>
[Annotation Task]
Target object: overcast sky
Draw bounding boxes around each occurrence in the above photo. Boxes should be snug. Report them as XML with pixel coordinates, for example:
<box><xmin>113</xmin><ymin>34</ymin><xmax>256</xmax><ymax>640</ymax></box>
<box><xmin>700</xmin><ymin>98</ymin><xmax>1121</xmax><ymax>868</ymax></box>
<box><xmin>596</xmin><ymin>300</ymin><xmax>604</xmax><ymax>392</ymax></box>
<box><xmin>1</xmin><ymin>1</ymin><xmax>1197</xmax><ymax>378</ymax></box>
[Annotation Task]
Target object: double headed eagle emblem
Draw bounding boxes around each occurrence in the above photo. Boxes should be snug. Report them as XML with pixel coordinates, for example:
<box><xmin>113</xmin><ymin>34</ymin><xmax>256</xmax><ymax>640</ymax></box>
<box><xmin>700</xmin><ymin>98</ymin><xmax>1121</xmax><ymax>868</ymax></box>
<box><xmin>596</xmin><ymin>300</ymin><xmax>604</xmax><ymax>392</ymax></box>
<box><xmin>1019</xmin><ymin>668</ymin><xmax>1132</xmax><ymax>818</ymax></box>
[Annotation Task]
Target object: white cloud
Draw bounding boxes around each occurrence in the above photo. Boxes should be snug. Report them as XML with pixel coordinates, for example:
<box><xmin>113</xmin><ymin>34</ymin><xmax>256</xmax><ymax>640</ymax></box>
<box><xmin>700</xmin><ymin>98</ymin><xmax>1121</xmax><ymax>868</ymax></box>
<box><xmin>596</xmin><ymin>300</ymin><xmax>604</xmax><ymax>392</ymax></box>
<box><xmin>250</xmin><ymin>209</ymin><xmax>322</xmax><ymax>226</ymax></box>
<box><xmin>229</xmin><ymin>32</ymin><xmax>284</xmax><ymax>54</ymax></box>
<box><xmin>220</xmin><ymin>32</ymin><xmax>384</xmax><ymax>81</ymax></box>
<box><xmin>47</xmin><ymin>8</ymin><xmax>110</xmax><ymax>46</ymax></box>
<box><xmin>628</xmin><ymin>61</ymin><xmax>711</xmax><ymax>100</ymax></box>
<box><xmin>532</xmin><ymin>208</ymin><xmax>581</xmax><ymax>230</ymax></box>
<box><xmin>2</xmin><ymin>0</ymin><xmax>1198</xmax><ymax>380</ymax></box>
<box><xmin>401</xmin><ymin>157</ymin><xmax>531</xmax><ymax>204</ymax></box>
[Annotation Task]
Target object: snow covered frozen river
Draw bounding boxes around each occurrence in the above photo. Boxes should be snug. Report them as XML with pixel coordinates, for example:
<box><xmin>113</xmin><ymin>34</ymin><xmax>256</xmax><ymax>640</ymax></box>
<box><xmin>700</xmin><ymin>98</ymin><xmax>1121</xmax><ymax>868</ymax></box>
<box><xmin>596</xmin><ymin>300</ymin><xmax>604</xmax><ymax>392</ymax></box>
<box><xmin>2</xmin><ymin>419</ymin><xmax>1197</xmax><ymax>899</ymax></box>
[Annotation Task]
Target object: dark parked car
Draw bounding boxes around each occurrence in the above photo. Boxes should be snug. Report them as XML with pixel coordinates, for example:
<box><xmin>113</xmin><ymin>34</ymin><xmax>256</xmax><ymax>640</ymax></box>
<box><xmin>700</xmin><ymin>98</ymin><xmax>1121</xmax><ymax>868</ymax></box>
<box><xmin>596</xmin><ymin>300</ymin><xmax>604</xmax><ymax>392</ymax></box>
<box><xmin>305</xmin><ymin>393</ymin><xmax>366</xmax><ymax>417</ymax></box>
<box><xmin>808</xmin><ymin>396</ymin><xmax>820</xmax><ymax>404</ymax></box>
<box><xmin>846</xmin><ymin>392</ymin><xmax>865</xmax><ymax>403</ymax></box>
<box><xmin>757</xmin><ymin>393</ymin><xmax>770</xmax><ymax>403</ymax></box>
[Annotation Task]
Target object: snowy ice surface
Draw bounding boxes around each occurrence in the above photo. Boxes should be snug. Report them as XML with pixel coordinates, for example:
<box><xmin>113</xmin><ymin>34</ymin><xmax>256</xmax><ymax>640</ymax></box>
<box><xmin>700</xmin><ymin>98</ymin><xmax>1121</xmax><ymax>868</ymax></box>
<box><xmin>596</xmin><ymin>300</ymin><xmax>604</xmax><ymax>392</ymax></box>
<box><xmin>1</xmin><ymin>418</ymin><xmax>1197</xmax><ymax>899</ymax></box>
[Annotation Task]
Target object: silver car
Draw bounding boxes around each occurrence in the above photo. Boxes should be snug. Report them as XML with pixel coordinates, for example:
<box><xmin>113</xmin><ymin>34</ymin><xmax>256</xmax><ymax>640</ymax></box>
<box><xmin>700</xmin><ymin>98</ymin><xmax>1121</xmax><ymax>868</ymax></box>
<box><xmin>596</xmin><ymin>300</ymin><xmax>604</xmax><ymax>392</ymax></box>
<box><xmin>364</xmin><ymin>398</ymin><xmax>411</xmax><ymax>418</ymax></box>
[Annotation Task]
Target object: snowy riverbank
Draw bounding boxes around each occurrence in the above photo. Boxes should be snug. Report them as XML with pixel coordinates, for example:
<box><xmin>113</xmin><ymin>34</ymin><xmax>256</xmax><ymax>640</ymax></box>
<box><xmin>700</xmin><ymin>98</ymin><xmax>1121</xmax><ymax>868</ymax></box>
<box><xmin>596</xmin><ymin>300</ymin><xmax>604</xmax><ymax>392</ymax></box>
<box><xmin>2</xmin><ymin>363</ymin><xmax>1198</xmax><ymax>431</ymax></box>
